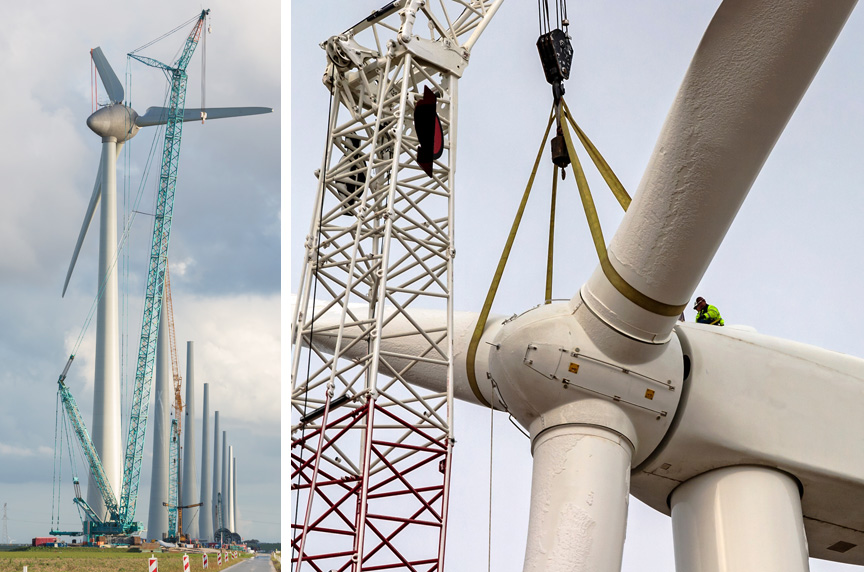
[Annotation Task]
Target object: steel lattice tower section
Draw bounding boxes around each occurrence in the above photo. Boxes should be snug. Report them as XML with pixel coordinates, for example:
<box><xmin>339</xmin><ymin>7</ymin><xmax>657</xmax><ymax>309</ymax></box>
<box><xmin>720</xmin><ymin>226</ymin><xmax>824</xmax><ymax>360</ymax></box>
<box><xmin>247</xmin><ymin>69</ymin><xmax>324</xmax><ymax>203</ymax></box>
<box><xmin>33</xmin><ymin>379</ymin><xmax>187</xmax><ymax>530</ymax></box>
<box><xmin>291</xmin><ymin>1</ymin><xmax>502</xmax><ymax>570</ymax></box>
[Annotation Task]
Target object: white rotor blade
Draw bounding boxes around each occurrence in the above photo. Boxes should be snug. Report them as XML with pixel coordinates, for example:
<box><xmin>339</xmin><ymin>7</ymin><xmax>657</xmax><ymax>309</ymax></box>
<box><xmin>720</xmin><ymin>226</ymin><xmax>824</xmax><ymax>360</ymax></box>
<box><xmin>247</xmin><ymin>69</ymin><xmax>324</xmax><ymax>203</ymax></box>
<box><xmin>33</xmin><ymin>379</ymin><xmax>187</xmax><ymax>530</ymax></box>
<box><xmin>290</xmin><ymin>296</ymin><xmax>497</xmax><ymax>407</ymax></box>
<box><xmin>62</xmin><ymin>142</ymin><xmax>124</xmax><ymax>297</ymax></box>
<box><xmin>579</xmin><ymin>0</ymin><xmax>857</xmax><ymax>345</ymax></box>
<box><xmin>135</xmin><ymin>106</ymin><xmax>272</xmax><ymax>127</ymax></box>
<box><xmin>90</xmin><ymin>47</ymin><xmax>124</xmax><ymax>104</ymax></box>
<box><xmin>523</xmin><ymin>422</ymin><xmax>632</xmax><ymax>572</ymax></box>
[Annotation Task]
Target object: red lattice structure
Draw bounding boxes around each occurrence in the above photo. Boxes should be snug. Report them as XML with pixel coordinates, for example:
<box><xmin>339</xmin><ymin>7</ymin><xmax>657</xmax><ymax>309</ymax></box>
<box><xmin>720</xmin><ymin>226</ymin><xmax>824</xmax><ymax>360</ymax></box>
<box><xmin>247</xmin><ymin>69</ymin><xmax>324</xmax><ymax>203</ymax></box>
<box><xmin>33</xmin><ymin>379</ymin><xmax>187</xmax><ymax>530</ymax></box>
<box><xmin>292</xmin><ymin>401</ymin><xmax>450</xmax><ymax>570</ymax></box>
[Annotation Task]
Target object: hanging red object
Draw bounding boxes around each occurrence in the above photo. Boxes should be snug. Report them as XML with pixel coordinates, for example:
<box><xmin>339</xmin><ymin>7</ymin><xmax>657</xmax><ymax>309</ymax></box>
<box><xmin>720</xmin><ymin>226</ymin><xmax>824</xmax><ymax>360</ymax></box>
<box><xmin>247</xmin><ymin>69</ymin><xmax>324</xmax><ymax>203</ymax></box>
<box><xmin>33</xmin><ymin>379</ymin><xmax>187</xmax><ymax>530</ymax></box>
<box><xmin>414</xmin><ymin>86</ymin><xmax>444</xmax><ymax>176</ymax></box>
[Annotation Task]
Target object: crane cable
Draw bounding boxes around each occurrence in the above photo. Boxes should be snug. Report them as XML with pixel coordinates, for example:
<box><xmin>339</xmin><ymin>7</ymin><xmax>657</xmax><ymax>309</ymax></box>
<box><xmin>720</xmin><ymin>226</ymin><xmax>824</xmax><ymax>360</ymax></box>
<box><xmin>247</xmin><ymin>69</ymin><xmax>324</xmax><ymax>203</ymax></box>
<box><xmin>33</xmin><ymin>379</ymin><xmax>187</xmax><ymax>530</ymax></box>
<box><xmin>538</xmin><ymin>0</ymin><xmax>568</xmax><ymax>35</ymax></box>
<box><xmin>465</xmin><ymin>98</ymin><xmax>635</xmax><ymax>407</ymax></box>
<box><xmin>486</xmin><ymin>384</ymin><xmax>495</xmax><ymax>572</ymax></box>
<box><xmin>292</xmin><ymin>65</ymin><xmax>337</xmax><ymax>571</ymax></box>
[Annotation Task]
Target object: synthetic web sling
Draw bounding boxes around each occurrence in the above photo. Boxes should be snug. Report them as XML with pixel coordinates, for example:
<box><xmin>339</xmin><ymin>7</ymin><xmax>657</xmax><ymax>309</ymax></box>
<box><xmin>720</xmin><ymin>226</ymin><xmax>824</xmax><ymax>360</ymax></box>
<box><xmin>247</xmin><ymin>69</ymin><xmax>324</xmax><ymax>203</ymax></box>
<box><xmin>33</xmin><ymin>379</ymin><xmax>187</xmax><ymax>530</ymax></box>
<box><xmin>464</xmin><ymin>97</ymin><xmax>676</xmax><ymax>407</ymax></box>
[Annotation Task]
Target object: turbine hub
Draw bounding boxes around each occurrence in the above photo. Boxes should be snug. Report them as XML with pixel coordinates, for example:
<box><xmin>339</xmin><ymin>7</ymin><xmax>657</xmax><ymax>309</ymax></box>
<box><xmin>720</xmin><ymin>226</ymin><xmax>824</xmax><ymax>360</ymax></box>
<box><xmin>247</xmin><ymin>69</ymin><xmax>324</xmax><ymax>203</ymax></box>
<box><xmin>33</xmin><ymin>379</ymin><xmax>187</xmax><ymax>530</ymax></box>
<box><xmin>86</xmin><ymin>104</ymin><xmax>140</xmax><ymax>142</ymax></box>
<box><xmin>486</xmin><ymin>300</ymin><xmax>685</xmax><ymax>465</ymax></box>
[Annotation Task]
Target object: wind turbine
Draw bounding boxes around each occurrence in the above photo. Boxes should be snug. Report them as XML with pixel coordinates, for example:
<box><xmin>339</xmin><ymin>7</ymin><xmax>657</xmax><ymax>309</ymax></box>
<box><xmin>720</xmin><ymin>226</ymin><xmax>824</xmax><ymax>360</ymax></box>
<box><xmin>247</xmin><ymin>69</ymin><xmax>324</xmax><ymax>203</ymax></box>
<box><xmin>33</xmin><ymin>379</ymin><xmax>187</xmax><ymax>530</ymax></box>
<box><xmin>293</xmin><ymin>0</ymin><xmax>864</xmax><ymax>571</ymax></box>
<box><xmin>65</xmin><ymin>46</ymin><xmax>270</xmax><ymax>522</ymax></box>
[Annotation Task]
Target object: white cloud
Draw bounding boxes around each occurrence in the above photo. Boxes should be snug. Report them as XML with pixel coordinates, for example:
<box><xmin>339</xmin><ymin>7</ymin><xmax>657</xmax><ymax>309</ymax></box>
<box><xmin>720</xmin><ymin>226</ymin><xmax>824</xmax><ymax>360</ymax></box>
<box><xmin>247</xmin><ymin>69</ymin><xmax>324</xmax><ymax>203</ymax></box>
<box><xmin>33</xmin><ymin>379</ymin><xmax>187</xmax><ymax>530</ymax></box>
<box><xmin>173</xmin><ymin>292</ymin><xmax>280</xmax><ymax>427</ymax></box>
<box><xmin>0</xmin><ymin>443</ymin><xmax>50</xmax><ymax>457</ymax></box>
<box><xmin>170</xmin><ymin>257</ymin><xmax>196</xmax><ymax>277</ymax></box>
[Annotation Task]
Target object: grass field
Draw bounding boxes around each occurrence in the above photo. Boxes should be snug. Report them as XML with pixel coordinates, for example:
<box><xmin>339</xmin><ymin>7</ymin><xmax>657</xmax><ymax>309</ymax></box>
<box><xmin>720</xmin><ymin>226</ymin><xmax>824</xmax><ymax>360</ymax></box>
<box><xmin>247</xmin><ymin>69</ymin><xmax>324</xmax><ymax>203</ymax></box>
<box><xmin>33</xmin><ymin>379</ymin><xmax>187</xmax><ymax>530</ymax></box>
<box><xmin>0</xmin><ymin>547</ymin><xmax>251</xmax><ymax>571</ymax></box>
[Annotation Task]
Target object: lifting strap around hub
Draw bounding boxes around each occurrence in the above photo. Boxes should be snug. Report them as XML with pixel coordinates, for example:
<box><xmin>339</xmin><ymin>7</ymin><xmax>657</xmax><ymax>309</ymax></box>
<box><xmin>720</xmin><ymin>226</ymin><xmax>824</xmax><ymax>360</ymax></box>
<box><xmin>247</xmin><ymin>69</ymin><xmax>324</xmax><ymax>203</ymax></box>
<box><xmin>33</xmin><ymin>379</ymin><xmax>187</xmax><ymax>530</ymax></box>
<box><xmin>465</xmin><ymin>98</ymin><xmax>687</xmax><ymax>407</ymax></box>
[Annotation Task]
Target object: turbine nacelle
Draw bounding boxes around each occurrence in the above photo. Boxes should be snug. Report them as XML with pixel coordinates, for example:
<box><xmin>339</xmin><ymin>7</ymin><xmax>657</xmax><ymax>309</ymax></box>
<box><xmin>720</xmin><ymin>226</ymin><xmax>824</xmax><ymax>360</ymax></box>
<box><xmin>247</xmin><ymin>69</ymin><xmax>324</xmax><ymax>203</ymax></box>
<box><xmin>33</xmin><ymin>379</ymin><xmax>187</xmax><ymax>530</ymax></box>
<box><xmin>86</xmin><ymin>104</ymin><xmax>141</xmax><ymax>142</ymax></box>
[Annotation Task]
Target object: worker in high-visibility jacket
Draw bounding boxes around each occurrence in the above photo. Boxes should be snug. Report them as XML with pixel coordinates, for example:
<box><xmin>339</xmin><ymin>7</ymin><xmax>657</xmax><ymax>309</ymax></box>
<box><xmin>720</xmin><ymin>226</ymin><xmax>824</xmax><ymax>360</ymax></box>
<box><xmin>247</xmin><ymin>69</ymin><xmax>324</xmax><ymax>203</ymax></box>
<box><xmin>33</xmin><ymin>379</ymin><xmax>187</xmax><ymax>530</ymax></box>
<box><xmin>693</xmin><ymin>296</ymin><xmax>724</xmax><ymax>326</ymax></box>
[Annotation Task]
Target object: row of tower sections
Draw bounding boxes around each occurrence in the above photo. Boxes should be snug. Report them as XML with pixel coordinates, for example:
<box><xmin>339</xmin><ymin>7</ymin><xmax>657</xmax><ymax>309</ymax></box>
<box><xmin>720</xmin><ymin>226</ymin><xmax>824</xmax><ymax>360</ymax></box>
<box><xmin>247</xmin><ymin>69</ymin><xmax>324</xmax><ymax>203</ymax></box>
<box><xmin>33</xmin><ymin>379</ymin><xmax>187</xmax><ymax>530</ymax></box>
<box><xmin>143</xmin><ymin>339</ymin><xmax>243</xmax><ymax>543</ymax></box>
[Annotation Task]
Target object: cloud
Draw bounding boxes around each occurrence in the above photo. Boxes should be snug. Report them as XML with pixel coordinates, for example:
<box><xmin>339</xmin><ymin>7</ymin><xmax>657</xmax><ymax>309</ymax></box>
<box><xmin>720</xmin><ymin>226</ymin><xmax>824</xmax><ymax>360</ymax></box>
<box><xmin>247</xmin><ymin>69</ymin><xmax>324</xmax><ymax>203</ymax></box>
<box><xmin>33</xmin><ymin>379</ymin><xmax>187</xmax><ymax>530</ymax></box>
<box><xmin>172</xmin><ymin>292</ymin><xmax>281</xmax><ymax>428</ymax></box>
<box><xmin>0</xmin><ymin>443</ymin><xmax>49</xmax><ymax>457</ymax></box>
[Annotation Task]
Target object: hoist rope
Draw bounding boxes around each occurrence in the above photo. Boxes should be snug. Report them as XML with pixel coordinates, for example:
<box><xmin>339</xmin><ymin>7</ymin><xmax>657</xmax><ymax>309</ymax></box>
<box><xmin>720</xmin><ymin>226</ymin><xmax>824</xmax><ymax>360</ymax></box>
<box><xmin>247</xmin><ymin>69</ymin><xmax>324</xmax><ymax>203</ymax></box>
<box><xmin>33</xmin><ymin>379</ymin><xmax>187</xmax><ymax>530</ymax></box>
<box><xmin>52</xmin><ymin>392</ymin><xmax>62</xmax><ymax>529</ymax></box>
<box><xmin>486</xmin><ymin>385</ymin><xmax>495</xmax><ymax>572</ymax></box>
<box><xmin>201</xmin><ymin>14</ymin><xmax>207</xmax><ymax>113</ymax></box>
<box><xmin>465</xmin><ymin>105</ymin><xmax>556</xmax><ymax>408</ymax></box>
<box><xmin>292</xmin><ymin>66</ymin><xmax>337</xmax><ymax>571</ymax></box>
<box><xmin>538</xmin><ymin>0</ymin><xmax>568</xmax><ymax>34</ymax></box>
<box><xmin>129</xmin><ymin>14</ymin><xmax>201</xmax><ymax>55</ymax></box>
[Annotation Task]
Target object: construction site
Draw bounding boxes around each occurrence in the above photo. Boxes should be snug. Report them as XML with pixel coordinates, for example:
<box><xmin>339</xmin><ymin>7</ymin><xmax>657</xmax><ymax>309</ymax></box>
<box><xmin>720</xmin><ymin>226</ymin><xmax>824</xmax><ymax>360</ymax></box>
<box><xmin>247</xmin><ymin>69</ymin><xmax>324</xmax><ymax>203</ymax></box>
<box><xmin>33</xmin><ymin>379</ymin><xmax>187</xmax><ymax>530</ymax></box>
<box><xmin>0</xmin><ymin>0</ymin><xmax>279</xmax><ymax>555</ymax></box>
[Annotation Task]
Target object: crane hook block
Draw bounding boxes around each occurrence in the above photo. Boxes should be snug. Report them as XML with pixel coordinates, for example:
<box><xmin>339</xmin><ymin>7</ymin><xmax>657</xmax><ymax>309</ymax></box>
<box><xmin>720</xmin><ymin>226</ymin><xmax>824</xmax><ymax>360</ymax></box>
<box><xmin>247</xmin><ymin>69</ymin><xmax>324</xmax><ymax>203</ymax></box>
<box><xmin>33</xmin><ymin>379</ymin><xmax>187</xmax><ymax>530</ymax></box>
<box><xmin>414</xmin><ymin>86</ymin><xmax>444</xmax><ymax>177</ymax></box>
<box><xmin>537</xmin><ymin>29</ymin><xmax>573</xmax><ymax>99</ymax></box>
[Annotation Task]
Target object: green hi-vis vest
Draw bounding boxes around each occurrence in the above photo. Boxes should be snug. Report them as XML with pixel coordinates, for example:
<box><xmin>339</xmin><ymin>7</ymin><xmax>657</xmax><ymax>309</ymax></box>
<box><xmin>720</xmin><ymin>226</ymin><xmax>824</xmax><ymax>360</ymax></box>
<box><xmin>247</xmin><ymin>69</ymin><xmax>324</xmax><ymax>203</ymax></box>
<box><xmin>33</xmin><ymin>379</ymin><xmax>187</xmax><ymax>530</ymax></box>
<box><xmin>696</xmin><ymin>305</ymin><xmax>724</xmax><ymax>326</ymax></box>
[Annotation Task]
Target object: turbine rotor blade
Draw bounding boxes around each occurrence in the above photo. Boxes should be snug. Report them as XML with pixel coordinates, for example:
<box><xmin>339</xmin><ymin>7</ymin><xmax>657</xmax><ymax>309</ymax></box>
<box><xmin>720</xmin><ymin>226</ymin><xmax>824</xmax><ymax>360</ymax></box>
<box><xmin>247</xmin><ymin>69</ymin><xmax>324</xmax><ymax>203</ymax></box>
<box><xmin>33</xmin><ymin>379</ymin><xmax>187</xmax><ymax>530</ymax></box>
<box><xmin>63</xmin><ymin>159</ymin><xmax>103</xmax><ymax>297</ymax></box>
<box><xmin>579</xmin><ymin>0</ymin><xmax>857</xmax><ymax>345</ymax></box>
<box><xmin>290</xmin><ymin>296</ymin><xmax>497</xmax><ymax>407</ymax></box>
<box><xmin>90</xmin><ymin>47</ymin><xmax>125</xmax><ymax>104</ymax></box>
<box><xmin>62</xmin><ymin>142</ymin><xmax>125</xmax><ymax>297</ymax></box>
<box><xmin>523</xmin><ymin>420</ymin><xmax>633</xmax><ymax>571</ymax></box>
<box><xmin>135</xmin><ymin>106</ymin><xmax>273</xmax><ymax>127</ymax></box>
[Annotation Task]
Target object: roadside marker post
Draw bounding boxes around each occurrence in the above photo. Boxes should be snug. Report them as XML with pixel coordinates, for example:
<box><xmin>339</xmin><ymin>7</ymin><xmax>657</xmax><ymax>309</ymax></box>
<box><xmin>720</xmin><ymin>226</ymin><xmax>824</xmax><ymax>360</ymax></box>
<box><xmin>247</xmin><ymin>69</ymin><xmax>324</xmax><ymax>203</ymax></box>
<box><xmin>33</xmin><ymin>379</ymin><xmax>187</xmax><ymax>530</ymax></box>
<box><xmin>148</xmin><ymin>557</ymin><xmax>158</xmax><ymax>572</ymax></box>
<box><xmin>202</xmin><ymin>553</ymin><xmax>208</xmax><ymax>569</ymax></box>
<box><xmin>217</xmin><ymin>552</ymin><xmax>222</xmax><ymax>565</ymax></box>
<box><xmin>182</xmin><ymin>553</ymin><xmax>190</xmax><ymax>572</ymax></box>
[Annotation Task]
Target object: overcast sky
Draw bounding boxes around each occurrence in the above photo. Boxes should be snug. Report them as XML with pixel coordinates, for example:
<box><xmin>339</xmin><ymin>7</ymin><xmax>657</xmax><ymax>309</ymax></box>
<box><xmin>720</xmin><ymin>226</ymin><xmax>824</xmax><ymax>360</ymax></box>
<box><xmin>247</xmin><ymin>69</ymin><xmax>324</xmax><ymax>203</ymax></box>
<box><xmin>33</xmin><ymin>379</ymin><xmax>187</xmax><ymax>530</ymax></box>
<box><xmin>289</xmin><ymin>1</ymin><xmax>864</xmax><ymax>570</ymax></box>
<box><xmin>0</xmin><ymin>0</ymin><xmax>280</xmax><ymax>543</ymax></box>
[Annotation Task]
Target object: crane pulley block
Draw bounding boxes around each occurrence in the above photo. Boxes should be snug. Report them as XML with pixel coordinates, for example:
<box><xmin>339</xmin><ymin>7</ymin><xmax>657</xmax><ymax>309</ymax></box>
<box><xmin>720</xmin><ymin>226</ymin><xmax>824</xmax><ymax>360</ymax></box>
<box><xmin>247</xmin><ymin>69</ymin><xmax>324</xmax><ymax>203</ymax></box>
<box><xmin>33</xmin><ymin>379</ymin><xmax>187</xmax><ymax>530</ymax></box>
<box><xmin>537</xmin><ymin>28</ymin><xmax>573</xmax><ymax>99</ymax></box>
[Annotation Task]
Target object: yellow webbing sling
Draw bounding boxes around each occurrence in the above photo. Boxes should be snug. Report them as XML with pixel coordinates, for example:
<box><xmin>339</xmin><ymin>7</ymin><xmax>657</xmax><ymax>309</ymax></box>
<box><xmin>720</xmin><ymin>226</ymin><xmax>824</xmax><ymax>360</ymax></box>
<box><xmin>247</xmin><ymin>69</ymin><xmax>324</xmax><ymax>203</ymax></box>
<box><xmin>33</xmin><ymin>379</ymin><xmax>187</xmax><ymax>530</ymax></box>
<box><xmin>464</xmin><ymin>106</ymin><xmax>556</xmax><ymax>407</ymax></box>
<box><xmin>465</xmin><ymin>99</ymin><xmax>687</xmax><ymax>407</ymax></box>
<box><xmin>559</xmin><ymin>100</ymin><xmax>687</xmax><ymax>318</ymax></box>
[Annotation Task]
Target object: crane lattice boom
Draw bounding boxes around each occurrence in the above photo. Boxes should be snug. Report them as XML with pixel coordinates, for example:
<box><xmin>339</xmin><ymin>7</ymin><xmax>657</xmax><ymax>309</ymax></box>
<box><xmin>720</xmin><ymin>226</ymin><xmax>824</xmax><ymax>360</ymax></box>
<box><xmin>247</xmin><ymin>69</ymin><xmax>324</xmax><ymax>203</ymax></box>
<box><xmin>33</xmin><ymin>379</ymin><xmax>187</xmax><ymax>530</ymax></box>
<box><xmin>119</xmin><ymin>9</ymin><xmax>209</xmax><ymax>527</ymax></box>
<box><xmin>291</xmin><ymin>1</ymin><xmax>502</xmax><ymax>569</ymax></box>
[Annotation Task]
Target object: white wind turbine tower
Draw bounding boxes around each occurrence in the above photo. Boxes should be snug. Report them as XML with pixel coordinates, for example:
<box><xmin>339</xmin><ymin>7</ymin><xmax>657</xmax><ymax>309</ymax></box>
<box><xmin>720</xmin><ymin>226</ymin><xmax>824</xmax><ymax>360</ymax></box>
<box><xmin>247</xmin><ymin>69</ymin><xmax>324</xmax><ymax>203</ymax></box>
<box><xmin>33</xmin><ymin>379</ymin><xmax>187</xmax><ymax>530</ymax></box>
<box><xmin>293</xmin><ymin>1</ymin><xmax>864</xmax><ymax>571</ymax></box>
<box><xmin>65</xmin><ymin>46</ymin><xmax>269</xmax><ymax>522</ymax></box>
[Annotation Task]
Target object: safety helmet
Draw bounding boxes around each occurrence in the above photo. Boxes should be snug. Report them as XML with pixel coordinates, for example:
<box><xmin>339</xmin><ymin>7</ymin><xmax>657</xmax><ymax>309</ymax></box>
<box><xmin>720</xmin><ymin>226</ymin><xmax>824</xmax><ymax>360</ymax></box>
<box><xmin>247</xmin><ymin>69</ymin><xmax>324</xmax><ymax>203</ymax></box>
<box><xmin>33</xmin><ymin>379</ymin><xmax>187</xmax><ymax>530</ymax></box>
<box><xmin>693</xmin><ymin>296</ymin><xmax>706</xmax><ymax>310</ymax></box>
